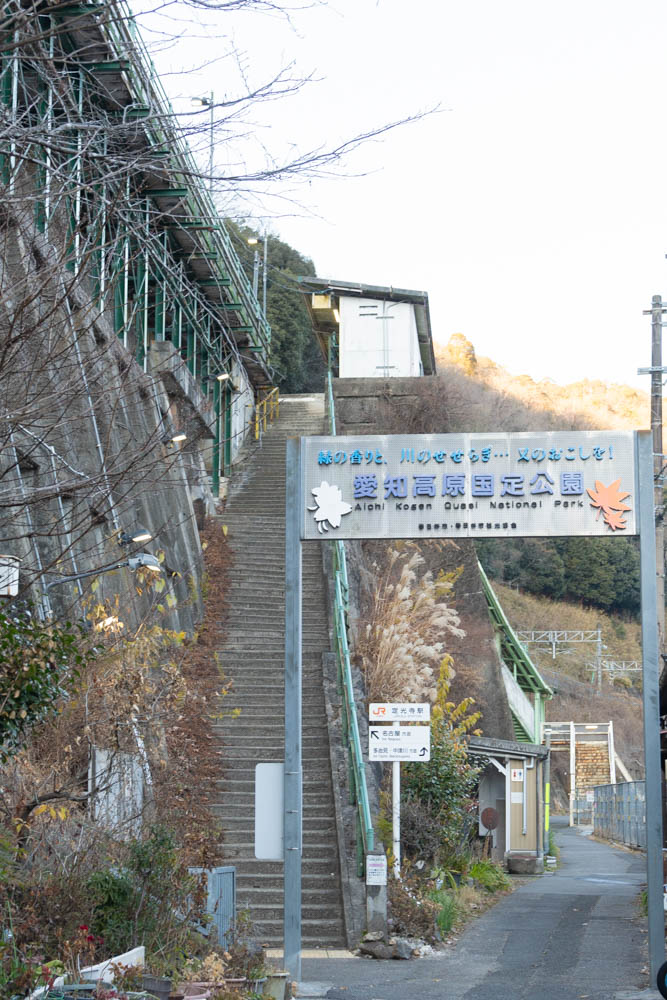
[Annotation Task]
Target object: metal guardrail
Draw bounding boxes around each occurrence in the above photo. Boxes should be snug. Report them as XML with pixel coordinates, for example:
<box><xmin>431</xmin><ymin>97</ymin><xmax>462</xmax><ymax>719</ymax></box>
<box><xmin>593</xmin><ymin>781</ymin><xmax>646</xmax><ymax>849</ymax></box>
<box><xmin>326</xmin><ymin>372</ymin><xmax>374</xmax><ymax>874</ymax></box>
<box><xmin>253</xmin><ymin>386</ymin><xmax>279</xmax><ymax>439</ymax></box>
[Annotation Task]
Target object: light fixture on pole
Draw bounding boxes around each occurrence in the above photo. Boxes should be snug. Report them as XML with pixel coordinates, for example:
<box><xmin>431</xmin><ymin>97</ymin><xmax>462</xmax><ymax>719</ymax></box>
<box><xmin>162</xmin><ymin>431</ymin><xmax>187</xmax><ymax>446</ymax></box>
<box><xmin>247</xmin><ymin>232</ymin><xmax>268</xmax><ymax>316</ymax></box>
<box><xmin>190</xmin><ymin>92</ymin><xmax>214</xmax><ymax>193</ymax></box>
<box><xmin>45</xmin><ymin>551</ymin><xmax>164</xmax><ymax>595</ymax></box>
<box><xmin>118</xmin><ymin>525</ymin><xmax>152</xmax><ymax>546</ymax></box>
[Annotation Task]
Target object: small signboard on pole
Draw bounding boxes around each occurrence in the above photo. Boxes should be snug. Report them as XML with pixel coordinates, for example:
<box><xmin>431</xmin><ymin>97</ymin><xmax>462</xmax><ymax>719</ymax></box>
<box><xmin>369</xmin><ymin>702</ymin><xmax>430</xmax><ymax>722</ymax></box>
<box><xmin>366</xmin><ymin>855</ymin><xmax>388</xmax><ymax>886</ymax></box>
<box><xmin>369</xmin><ymin>724</ymin><xmax>431</xmax><ymax>761</ymax></box>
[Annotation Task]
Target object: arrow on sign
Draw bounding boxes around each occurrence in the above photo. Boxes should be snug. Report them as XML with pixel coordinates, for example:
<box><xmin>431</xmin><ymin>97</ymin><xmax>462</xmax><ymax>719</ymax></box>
<box><xmin>371</xmin><ymin>730</ymin><xmax>380</xmax><ymax>740</ymax></box>
<box><xmin>419</xmin><ymin>747</ymin><xmax>428</xmax><ymax>757</ymax></box>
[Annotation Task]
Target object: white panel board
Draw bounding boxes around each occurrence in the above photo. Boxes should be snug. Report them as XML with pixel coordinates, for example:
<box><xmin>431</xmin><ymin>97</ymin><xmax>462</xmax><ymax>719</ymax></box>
<box><xmin>255</xmin><ymin>763</ymin><xmax>284</xmax><ymax>860</ymax></box>
<box><xmin>369</xmin><ymin>724</ymin><xmax>430</xmax><ymax>761</ymax></box>
<box><xmin>301</xmin><ymin>431</ymin><xmax>638</xmax><ymax>540</ymax></box>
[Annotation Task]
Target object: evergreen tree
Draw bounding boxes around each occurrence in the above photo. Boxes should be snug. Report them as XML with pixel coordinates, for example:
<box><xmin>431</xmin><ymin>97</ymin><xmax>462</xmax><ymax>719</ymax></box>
<box><xmin>517</xmin><ymin>539</ymin><xmax>566</xmax><ymax>600</ymax></box>
<box><xmin>227</xmin><ymin>223</ymin><xmax>326</xmax><ymax>393</ymax></box>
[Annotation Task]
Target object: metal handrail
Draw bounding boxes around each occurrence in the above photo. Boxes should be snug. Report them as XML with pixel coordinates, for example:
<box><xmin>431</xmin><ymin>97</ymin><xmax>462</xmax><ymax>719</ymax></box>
<box><xmin>253</xmin><ymin>386</ymin><xmax>279</xmax><ymax>439</ymax></box>
<box><xmin>326</xmin><ymin>372</ymin><xmax>374</xmax><ymax>873</ymax></box>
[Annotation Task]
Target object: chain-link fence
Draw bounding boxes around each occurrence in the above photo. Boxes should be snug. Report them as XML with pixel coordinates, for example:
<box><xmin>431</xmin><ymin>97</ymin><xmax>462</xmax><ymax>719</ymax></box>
<box><xmin>592</xmin><ymin>781</ymin><xmax>646</xmax><ymax>848</ymax></box>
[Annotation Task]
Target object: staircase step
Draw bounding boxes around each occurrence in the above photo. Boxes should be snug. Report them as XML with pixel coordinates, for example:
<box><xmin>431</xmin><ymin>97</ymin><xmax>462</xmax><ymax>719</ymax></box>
<box><xmin>213</xmin><ymin>397</ymin><xmax>344</xmax><ymax>948</ymax></box>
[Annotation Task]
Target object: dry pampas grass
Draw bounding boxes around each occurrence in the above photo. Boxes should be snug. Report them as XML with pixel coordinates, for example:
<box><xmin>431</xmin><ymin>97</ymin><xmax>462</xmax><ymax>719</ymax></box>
<box><xmin>357</xmin><ymin>547</ymin><xmax>464</xmax><ymax>704</ymax></box>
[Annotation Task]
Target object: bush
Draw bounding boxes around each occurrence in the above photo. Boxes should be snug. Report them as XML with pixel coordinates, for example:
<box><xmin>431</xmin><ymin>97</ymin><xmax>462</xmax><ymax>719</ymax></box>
<box><xmin>0</xmin><ymin>607</ymin><xmax>90</xmax><ymax>759</ymax></box>
<box><xmin>402</xmin><ymin>660</ymin><xmax>481</xmax><ymax>866</ymax></box>
<box><xmin>87</xmin><ymin>826</ymin><xmax>207</xmax><ymax>968</ymax></box>
<box><xmin>469</xmin><ymin>860</ymin><xmax>510</xmax><ymax>893</ymax></box>
<box><xmin>398</xmin><ymin>798</ymin><xmax>443</xmax><ymax>866</ymax></box>
<box><xmin>388</xmin><ymin>876</ymin><xmax>440</xmax><ymax>942</ymax></box>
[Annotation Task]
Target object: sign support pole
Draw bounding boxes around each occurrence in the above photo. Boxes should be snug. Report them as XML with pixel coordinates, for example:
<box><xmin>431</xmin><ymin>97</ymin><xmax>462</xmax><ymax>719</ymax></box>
<box><xmin>284</xmin><ymin>438</ymin><xmax>303</xmax><ymax>982</ymax></box>
<box><xmin>392</xmin><ymin>720</ymin><xmax>401</xmax><ymax>878</ymax></box>
<box><xmin>638</xmin><ymin>430</ymin><xmax>665</xmax><ymax>985</ymax></box>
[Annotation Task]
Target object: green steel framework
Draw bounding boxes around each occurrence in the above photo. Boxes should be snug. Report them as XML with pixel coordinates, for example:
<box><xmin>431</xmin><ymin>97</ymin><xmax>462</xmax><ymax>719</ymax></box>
<box><xmin>478</xmin><ymin>561</ymin><xmax>553</xmax><ymax>742</ymax></box>
<box><xmin>0</xmin><ymin>0</ymin><xmax>272</xmax><ymax>494</ymax></box>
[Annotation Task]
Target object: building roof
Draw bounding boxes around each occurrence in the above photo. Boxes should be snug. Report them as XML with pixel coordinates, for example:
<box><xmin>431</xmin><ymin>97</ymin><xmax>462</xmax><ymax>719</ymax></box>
<box><xmin>297</xmin><ymin>275</ymin><xmax>436</xmax><ymax>376</ymax></box>
<box><xmin>468</xmin><ymin>735</ymin><xmax>549</xmax><ymax>761</ymax></box>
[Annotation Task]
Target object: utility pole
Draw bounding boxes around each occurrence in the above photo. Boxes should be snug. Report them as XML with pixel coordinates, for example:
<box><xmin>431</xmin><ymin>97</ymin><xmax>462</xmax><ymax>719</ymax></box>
<box><xmin>640</xmin><ymin>296</ymin><xmax>666</xmax><ymax>669</ymax></box>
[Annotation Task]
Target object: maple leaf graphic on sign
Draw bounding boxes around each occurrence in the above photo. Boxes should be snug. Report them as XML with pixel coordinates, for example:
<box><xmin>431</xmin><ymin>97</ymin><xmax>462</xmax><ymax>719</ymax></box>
<box><xmin>308</xmin><ymin>481</ymin><xmax>352</xmax><ymax>534</ymax></box>
<box><xmin>586</xmin><ymin>479</ymin><xmax>632</xmax><ymax>531</ymax></box>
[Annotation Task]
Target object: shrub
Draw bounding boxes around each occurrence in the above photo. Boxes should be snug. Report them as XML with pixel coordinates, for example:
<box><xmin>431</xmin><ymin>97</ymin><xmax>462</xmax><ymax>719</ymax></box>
<box><xmin>398</xmin><ymin>798</ymin><xmax>443</xmax><ymax>866</ymax></box>
<box><xmin>402</xmin><ymin>659</ymin><xmax>481</xmax><ymax>866</ymax></box>
<box><xmin>87</xmin><ymin>826</ymin><xmax>207</xmax><ymax>967</ymax></box>
<box><xmin>469</xmin><ymin>860</ymin><xmax>510</xmax><ymax>893</ymax></box>
<box><xmin>387</xmin><ymin>876</ymin><xmax>439</xmax><ymax>941</ymax></box>
<box><xmin>0</xmin><ymin>607</ymin><xmax>90</xmax><ymax>759</ymax></box>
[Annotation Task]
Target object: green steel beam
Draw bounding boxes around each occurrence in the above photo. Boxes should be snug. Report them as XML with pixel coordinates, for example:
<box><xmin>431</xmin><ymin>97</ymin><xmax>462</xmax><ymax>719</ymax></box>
<box><xmin>175</xmin><ymin>251</ymin><xmax>219</xmax><ymax>260</ymax></box>
<box><xmin>52</xmin><ymin>4</ymin><xmax>106</xmax><ymax>14</ymax></box>
<box><xmin>478</xmin><ymin>560</ymin><xmax>552</xmax><ymax>699</ymax></box>
<box><xmin>197</xmin><ymin>277</ymin><xmax>231</xmax><ymax>287</ymax></box>
<box><xmin>84</xmin><ymin>60</ymin><xmax>131</xmax><ymax>72</ymax></box>
<box><xmin>163</xmin><ymin>223</ymin><xmax>219</xmax><ymax>231</ymax></box>
<box><xmin>145</xmin><ymin>187</ymin><xmax>188</xmax><ymax>198</ymax></box>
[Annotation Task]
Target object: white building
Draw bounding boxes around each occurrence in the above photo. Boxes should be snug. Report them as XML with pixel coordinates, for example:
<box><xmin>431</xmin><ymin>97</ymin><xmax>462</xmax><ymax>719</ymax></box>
<box><xmin>299</xmin><ymin>277</ymin><xmax>436</xmax><ymax>378</ymax></box>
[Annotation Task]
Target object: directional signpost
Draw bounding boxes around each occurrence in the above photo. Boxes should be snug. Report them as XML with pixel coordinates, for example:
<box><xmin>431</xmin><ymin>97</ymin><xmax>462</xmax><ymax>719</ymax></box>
<box><xmin>368</xmin><ymin>702</ymin><xmax>430</xmax><ymax>877</ymax></box>
<box><xmin>369</xmin><ymin>724</ymin><xmax>431</xmax><ymax>761</ymax></box>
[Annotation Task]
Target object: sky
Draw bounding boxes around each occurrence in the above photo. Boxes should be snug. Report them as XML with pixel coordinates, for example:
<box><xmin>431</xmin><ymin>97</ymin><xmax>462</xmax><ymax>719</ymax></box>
<box><xmin>139</xmin><ymin>0</ymin><xmax>667</xmax><ymax>390</ymax></box>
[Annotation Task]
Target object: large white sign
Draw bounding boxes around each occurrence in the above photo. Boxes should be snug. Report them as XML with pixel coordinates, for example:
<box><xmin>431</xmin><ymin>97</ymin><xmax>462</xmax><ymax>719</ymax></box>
<box><xmin>369</xmin><ymin>702</ymin><xmax>431</xmax><ymax>722</ymax></box>
<box><xmin>301</xmin><ymin>431</ymin><xmax>638</xmax><ymax>540</ymax></box>
<box><xmin>369</xmin><ymin>725</ymin><xmax>431</xmax><ymax>761</ymax></box>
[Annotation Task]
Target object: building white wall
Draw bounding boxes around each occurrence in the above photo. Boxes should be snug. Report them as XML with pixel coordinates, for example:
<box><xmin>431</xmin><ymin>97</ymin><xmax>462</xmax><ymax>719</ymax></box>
<box><xmin>230</xmin><ymin>360</ymin><xmax>254</xmax><ymax>463</ymax></box>
<box><xmin>339</xmin><ymin>296</ymin><xmax>422</xmax><ymax>378</ymax></box>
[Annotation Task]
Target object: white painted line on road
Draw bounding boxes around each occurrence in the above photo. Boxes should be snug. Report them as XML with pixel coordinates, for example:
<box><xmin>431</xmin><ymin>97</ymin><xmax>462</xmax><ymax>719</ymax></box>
<box><xmin>585</xmin><ymin>877</ymin><xmax>637</xmax><ymax>885</ymax></box>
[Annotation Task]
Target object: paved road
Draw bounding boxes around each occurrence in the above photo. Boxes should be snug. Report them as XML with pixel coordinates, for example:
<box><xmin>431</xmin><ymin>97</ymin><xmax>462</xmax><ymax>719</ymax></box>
<box><xmin>300</xmin><ymin>819</ymin><xmax>653</xmax><ymax>1000</ymax></box>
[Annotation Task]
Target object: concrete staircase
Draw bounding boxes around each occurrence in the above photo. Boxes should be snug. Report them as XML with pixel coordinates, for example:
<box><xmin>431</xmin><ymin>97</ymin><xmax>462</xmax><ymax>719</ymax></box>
<box><xmin>213</xmin><ymin>394</ymin><xmax>346</xmax><ymax>949</ymax></box>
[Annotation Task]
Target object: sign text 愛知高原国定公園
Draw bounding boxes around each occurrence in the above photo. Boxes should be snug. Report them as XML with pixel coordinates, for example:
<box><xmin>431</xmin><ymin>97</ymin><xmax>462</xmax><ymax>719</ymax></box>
<box><xmin>300</xmin><ymin>431</ymin><xmax>637</xmax><ymax>540</ymax></box>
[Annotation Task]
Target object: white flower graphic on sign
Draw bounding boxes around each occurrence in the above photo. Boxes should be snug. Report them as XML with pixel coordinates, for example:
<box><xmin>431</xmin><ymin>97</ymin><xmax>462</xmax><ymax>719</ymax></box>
<box><xmin>308</xmin><ymin>481</ymin><xmax>352</xmax><ymax>534</ymax></box>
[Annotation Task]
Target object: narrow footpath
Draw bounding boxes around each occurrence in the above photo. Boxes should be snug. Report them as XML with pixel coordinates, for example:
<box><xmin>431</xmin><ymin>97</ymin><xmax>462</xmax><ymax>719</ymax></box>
<box><xmin>300</xmin><ymin>818</ymin><xmax>650</xmax><ymax>1000</ymax></box>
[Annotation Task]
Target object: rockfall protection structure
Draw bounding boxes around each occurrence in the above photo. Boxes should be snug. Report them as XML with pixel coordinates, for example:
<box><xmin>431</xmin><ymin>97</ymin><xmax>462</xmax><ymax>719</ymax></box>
<box><xmin>0</xmin><ymin>0</ymin><xmax>272</xmax><ymax>493</ymax></box>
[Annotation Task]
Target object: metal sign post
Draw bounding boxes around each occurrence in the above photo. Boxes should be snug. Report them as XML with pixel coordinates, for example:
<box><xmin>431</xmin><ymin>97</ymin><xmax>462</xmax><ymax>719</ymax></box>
<box><xmin>284</xmin><ymin>438</ymin><xmax>303</xmax><ymax>982</ymax></box>
<box><xmin>637</xmin><ymin>431</ymin><xmax>664</xmax><ymax>984</ymax></box>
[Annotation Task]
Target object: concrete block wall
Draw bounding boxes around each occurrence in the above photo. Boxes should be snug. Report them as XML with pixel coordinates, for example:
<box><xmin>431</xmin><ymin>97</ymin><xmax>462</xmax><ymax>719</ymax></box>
<box><xmin>0</xmin><ymin>199</ymin><xmax>206</xmax><ymax>634</ymax></box>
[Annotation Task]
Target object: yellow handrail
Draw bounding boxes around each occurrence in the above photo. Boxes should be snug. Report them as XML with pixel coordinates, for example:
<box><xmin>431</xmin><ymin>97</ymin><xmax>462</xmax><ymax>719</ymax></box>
<box><xmin>254</xmin><ymin>386</ymin><xmax>279</xmax><ymax>439</ymax></box>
